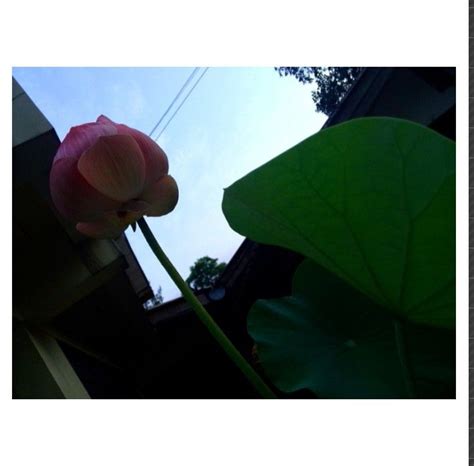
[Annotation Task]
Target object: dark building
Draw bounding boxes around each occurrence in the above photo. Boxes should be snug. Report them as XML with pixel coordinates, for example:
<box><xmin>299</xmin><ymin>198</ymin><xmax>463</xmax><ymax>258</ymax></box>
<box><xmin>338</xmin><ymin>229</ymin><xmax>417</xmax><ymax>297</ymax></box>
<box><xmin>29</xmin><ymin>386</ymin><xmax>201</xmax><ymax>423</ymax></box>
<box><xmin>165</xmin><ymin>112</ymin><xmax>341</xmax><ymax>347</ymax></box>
<box><xmin>13</xmin><ymin>78</ymin><xmax>154</xmax><ymax>398</ymax></box>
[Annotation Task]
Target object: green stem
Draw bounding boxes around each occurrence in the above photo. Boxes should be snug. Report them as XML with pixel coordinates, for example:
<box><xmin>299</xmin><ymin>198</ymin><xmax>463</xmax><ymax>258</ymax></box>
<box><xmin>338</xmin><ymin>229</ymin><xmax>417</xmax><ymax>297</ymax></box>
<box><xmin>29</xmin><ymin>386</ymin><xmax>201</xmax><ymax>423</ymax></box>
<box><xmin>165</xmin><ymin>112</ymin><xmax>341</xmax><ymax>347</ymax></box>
<box><xmin>137</xmin><ymin>218</ymin><xmax>276</xmax><ymax>399</ymax></box>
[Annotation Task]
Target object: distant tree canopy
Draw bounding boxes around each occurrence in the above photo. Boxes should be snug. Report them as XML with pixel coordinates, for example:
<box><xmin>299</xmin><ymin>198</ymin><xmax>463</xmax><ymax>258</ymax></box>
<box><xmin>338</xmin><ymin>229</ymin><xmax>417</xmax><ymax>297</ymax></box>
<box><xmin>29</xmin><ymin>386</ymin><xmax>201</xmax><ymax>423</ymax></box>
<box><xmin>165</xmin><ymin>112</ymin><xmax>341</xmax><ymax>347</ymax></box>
<box><xmin>275</xmin><ymin>67</ymin><xmax>363</xmax><ymax>116</ymax></box>
<box><xmin>186</xmin><ymin>256</ymin><xmax>227</xmax><ymax>292</ymax></box>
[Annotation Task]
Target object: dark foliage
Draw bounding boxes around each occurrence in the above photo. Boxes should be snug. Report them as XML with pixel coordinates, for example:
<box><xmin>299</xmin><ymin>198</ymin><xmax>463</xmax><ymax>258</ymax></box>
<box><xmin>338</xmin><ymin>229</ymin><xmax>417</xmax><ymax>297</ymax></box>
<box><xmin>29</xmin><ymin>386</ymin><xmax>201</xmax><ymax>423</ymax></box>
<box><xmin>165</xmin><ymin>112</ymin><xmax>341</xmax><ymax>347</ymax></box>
<box><xmin>186</xmin><ymin>256</ymin><xmax>227</xmax><ymax>292</ymax></box>
<box><xmin>275</xmin><ymin>67</ymin><xmax>363</xmax><ymax>116</ymax></box>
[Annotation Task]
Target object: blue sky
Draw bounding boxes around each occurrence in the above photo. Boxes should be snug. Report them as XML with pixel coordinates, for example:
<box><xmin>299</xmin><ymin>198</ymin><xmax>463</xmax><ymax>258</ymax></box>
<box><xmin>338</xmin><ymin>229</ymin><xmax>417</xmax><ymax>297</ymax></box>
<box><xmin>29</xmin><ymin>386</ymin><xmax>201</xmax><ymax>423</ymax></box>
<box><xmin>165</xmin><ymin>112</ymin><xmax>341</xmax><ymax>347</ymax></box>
<box><xmin>13</xmin><ymin>67</ymin><xmax>327</xmax><ymax>301</ymax></box>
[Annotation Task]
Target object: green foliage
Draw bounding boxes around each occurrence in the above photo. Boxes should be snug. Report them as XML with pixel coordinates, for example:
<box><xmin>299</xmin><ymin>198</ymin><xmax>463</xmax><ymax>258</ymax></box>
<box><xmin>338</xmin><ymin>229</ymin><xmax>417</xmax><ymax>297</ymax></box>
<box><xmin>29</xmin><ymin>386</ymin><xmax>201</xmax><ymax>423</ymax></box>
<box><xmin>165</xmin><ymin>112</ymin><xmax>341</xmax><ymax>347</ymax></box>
<box><xmin>248</xmin><ymin>259</ymin><xmax>455</xmax><ymax>398</ymax></box>
<box><xmin>186</xmin><ymin>256</ymin><xmax>227</xmax><ymax>292</ymax></box>
<box><xmin>222</xmin><ymin>117</ymin><xmax>455</xmax><ymax>397</ymax></box>
<box><xmin>223</xmin><ymin>117</ymin><xmax>455</xmax><ymax>328</ymax></box>
<box><xmin>275</xmin><ymin>67</ymin><xmax>362</xmax><ymax>115</ymax></box>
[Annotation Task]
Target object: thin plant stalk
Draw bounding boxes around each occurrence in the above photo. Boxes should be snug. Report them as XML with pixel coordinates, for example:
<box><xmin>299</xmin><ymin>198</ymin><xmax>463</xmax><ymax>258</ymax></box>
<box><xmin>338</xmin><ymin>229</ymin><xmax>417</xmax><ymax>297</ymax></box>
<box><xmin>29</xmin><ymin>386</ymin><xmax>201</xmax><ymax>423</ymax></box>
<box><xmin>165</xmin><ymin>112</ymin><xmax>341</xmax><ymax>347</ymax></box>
<box><xmin>137</xmin><ymin>218</ymin><xmax>276</xmax><ymax>399</ymax></box>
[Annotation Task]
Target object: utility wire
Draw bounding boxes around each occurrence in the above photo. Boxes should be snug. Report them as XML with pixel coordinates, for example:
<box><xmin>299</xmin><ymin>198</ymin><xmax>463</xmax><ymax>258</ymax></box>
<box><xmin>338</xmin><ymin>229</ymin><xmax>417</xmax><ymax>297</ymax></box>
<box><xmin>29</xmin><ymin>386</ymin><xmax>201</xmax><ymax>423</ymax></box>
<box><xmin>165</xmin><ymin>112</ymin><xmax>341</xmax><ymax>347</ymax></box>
<box><xmin>148</xmin><ymin>67</ymin><xmax>200</xmax><ymax>137</ymax></box>
<box><xmin>154</xmin><ymin>67</ymin><xmax>209</xmax><ymax>141</ymax></box>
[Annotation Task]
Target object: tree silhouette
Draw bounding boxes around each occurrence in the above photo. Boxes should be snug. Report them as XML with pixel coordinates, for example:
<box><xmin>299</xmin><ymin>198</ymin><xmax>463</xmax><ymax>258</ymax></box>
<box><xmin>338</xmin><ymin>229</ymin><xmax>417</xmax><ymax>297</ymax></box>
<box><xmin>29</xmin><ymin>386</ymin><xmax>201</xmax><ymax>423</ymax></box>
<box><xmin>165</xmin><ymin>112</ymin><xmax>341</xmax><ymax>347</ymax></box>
<box><xmin>186</xmin><ymin>256</ymin><xmax>226</xmax><ymax>292</ymax></box>
<box><xmin>275</xmin><ymin>67</ymin><xmax>363</xmax><ymax>116</ymax></box>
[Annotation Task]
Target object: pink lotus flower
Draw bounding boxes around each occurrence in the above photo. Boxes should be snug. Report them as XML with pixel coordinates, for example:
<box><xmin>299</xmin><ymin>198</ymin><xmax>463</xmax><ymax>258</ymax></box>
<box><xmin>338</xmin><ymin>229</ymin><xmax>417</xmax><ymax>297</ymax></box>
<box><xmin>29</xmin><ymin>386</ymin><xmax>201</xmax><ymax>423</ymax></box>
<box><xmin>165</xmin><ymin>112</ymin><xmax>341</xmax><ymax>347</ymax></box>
<box><xmin>50</xmin><ymin>115</ymin><xmax>178</xmax><ymax>238</ymax></box>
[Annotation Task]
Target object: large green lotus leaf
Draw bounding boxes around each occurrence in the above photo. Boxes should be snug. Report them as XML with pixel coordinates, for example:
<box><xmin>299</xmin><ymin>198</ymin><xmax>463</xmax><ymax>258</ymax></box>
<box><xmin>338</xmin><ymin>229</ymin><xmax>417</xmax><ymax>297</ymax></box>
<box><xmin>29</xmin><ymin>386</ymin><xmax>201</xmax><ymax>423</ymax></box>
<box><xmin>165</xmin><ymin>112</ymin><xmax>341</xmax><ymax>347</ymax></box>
<box><xmin>223</xmin><ymin>118</ymin><xmax>455</xmax><ymax>328</ymax></box>
<box><xmin>248</xmin><ymin>259</ymin><xmax>455</xmax><ymax>398</ymax></box>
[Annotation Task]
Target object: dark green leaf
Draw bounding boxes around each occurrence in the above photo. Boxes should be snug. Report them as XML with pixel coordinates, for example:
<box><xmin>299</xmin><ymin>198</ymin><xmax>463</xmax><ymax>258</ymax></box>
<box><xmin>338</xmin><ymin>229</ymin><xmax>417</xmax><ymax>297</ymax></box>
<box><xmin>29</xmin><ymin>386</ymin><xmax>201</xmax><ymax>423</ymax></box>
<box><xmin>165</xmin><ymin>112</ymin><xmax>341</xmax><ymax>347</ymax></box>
<box><xmin>248</xmin><ymin>259</ymin><xmax>455</xmax><ymax>398</ymax></box>
<box><xmin>223</xmin><ymin>118</ymin><xmax>455</xmax><ymax>328</ymax></box>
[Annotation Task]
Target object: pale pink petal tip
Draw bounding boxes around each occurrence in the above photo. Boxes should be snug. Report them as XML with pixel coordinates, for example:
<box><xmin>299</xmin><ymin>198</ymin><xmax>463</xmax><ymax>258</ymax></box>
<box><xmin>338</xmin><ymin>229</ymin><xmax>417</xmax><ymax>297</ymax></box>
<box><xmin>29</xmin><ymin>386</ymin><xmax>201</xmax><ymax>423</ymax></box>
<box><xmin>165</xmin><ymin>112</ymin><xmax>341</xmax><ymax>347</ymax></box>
<box><xmin>97</xmin><ymin>115</ymin><xmax>115</xmax><ymax>125</ymax></box>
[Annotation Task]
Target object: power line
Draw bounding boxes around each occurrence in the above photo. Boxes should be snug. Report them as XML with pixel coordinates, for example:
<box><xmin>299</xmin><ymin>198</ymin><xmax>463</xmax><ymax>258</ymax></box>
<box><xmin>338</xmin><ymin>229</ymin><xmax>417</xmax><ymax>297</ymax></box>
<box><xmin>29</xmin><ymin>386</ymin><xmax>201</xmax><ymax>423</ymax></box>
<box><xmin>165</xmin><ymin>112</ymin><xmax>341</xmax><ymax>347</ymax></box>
<box><xmin>148</xmin><ymin>67</ymin><xmax>200</xmax><ymax>137</ymax></box>
<box><xmin>154</xmin><ymin>67</ymin><xmax>209</xmax><ymax>141</ymax></box>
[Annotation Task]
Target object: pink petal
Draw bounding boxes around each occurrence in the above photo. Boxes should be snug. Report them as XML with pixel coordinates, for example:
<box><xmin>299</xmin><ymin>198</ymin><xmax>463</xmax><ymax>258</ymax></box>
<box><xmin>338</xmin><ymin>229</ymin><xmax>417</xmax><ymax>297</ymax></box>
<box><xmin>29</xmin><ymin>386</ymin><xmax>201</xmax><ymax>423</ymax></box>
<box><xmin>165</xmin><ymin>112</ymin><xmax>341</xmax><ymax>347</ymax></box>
<box><xmin>119</xmin><ymin>126</ymin><xmax>169</xmax><ymax>186</ymax></box>
<box><xmin>55</xmin><ymin>120</ymin><xmax>117</xmax><ymax>162</ymax></box>
<box><xmin>76</xmin><ymin>207</ymin><xmax>145</xmax><ymax>238</ymax></box>
<box><xmin>76</xmin><ymin>219</ymin><xmax>125</xmax><ymax>239</ymax></box>
<box><xmin>121</xmin><ymin>199</ymin><xmax>151</xmax><ymax>212</ymax></box>
<box><xmin>50</xmin><ymin>156</ymin><xmax>122</xmax><ymax>222</ymax></box>
<box><xmin>77</xmin><ymin>134</ymin><xmax>146</xmax><ymax>202</ymax></box>
<box><xmin>97</xmin><ymin>116</ymin><xmax>169</xmax><ymax>187</ymax></box>
<box><xmin>97</xmin><ymin>115</ymin><xmax>115</xmax><ymax>125</ymax></box>
<box><xmin>142</xmin><ymin>175</ymin><xmax>179</xmax><ymax>217</ymax></box>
